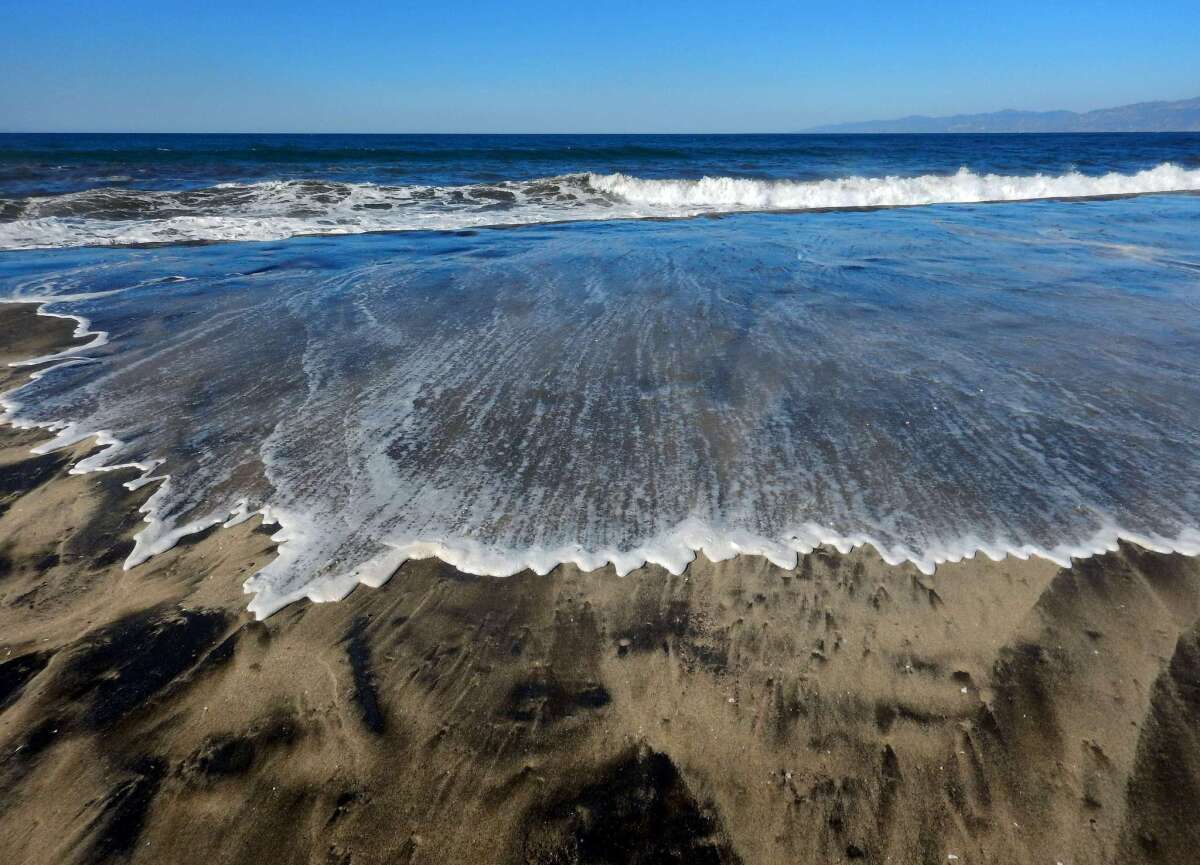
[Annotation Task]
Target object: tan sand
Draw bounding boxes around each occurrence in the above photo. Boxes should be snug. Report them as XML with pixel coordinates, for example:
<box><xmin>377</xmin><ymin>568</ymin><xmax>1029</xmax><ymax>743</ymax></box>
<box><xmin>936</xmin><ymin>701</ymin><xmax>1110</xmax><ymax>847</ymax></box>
<box><xmin>1</xmin><ymin>302</ymin><xmax>1198</xmax><ymax>865</ymax></box>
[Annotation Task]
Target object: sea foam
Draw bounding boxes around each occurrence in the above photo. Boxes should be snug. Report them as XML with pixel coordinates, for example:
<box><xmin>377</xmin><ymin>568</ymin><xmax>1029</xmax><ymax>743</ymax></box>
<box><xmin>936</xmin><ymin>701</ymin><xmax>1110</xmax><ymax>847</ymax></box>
<box><xmin>587</xmin><ymin>163</ymin><xmax>1200</xmax><ymax>210</ymax></box>
<box><xmin>2</xmin><ymin>163</ymin><xmax>1199</xmax><ymax>250</ymax></box>
<box><xmin>4</xmin><ymin>195</ymin><xmax>1200</xmax><ymax>619</ymax></box>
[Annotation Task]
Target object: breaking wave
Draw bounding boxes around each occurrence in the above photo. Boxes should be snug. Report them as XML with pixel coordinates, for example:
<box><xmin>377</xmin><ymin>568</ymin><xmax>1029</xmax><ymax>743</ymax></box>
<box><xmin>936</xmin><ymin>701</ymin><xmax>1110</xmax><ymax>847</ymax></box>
<box><xmin>588</xmin><ymin>162</ymin><xmax>1200</xmax><ymax>209</ymax></box>
<box><xmin>2</xmin><ymin>163</ymin><xmax>1199</xmax><ymax>250</ymax></box>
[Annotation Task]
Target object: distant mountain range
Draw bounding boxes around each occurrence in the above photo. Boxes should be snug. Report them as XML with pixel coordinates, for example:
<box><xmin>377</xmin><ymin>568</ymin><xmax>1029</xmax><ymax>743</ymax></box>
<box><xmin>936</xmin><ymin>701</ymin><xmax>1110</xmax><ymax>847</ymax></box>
<box><xmin>806</xmin><ymin>96</ymin><xmax>1200</xmax><ymax>133</ymax></box>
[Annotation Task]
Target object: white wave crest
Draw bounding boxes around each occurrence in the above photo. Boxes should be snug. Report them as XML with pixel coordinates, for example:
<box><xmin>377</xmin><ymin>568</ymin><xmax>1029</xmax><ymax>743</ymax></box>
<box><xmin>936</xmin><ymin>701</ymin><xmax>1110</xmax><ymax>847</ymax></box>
<box><xmin>589</xmin><ymin>163</ymin><xmax>1200</xmax><ymax>210</ymax></box>
<box><xmin>1</xmin><ymin>163</ymin><xmax>1198</xmax><ymax>250</ymax></box>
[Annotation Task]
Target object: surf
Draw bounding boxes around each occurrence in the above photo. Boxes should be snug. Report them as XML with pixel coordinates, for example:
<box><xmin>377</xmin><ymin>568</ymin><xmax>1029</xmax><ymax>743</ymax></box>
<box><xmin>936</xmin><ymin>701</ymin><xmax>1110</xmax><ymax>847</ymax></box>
<box><xmin>3</xmin><ymin>162</ymin><xmax>1200</xmax><ymax>250</ymax></box>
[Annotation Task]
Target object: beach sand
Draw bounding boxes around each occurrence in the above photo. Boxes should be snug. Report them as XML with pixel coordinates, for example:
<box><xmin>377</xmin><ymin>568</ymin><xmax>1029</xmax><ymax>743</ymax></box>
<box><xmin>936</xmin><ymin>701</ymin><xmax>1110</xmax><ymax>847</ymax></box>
<box><xmin>1</xmin><ymin>303</ymin><xmax>1198</xmax><ymax>865</ymax></box>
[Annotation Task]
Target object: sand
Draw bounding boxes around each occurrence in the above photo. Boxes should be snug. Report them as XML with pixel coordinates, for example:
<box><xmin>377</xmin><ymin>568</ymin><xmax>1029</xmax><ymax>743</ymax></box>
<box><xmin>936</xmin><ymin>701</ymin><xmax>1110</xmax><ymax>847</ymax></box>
<box><xmin>1</xmin><ymin>302</ymin><xmax>1198</xmax><ymax>865</ymax></box>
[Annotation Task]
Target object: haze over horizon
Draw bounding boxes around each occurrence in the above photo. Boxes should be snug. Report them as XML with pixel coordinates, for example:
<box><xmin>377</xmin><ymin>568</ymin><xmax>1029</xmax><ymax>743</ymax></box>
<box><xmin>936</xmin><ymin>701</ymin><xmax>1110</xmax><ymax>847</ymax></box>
<box><xmin>2</xmin><ymin>0</ymin><xmax>1199</xmax><ymax>134</ymax></box>
<box><xmin>804</xmin><ymin>96</ymin><xmax>1200</xmax><ymax>133</ymax></box>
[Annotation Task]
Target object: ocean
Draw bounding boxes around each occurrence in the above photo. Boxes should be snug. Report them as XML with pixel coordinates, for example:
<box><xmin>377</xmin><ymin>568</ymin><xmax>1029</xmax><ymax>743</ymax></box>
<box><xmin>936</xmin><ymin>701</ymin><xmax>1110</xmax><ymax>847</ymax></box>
<box><xmin>1</xmin><ymin>133</ymin><xmax>1198</xmax><ymax>617</ymax></box>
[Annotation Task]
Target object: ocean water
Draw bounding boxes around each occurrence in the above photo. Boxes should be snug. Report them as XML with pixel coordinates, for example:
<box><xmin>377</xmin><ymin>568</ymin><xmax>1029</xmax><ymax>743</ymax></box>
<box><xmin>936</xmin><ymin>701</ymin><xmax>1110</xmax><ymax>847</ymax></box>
<box><xmin>1</xmin><ymin>133</ymin><xmax>1199</xmax><ymax>617</ymax></box>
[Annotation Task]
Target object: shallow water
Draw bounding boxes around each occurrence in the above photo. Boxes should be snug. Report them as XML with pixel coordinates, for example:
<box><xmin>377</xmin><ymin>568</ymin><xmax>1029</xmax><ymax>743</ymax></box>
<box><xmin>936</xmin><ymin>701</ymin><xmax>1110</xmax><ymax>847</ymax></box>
<box><xmin>3</xmin><ymin>185</ymin><xmax>1200</xmax><ymax>616</ymax></box>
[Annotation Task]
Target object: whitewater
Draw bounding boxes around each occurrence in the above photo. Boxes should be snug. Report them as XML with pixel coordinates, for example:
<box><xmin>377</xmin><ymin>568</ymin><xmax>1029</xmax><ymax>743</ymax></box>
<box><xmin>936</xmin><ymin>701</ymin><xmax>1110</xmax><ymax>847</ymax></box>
<box><xmin>3</xmin><ymin>162</ymin><xmax>1200</xmax><ymax>249</ymax></box>
<box><xmin>4</xmin><ymin>182</ymin><xmax>1200</xmax><ymax>618</ymax></box>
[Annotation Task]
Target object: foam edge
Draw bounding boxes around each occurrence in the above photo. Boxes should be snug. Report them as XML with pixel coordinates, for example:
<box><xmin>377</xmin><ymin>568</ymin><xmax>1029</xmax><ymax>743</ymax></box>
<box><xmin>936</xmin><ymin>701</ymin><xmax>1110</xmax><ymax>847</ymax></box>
<box><xmin>5</xmin><ymin>301</ymin><xmax>1200</xmax><ymax>624</ymax></box>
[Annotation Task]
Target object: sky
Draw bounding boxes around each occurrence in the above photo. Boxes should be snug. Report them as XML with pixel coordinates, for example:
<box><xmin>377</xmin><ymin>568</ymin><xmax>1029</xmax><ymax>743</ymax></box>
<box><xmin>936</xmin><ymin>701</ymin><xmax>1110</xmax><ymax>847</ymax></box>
<box><xmin>2</xmin><ymin>1</ymin><xmax>1198</xmax><ymax>133</ymax></box>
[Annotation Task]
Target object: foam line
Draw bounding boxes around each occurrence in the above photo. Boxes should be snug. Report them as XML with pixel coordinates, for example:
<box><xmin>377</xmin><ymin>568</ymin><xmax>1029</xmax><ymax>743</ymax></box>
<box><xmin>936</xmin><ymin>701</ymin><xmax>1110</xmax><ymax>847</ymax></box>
<box><xmin>2</xmin><ymin>163</ymin><xmax>1199</xmax><ymax>250</ymax></box>
<box><xmin>7</xmin><ymin>311</ymin><xmax>1200</xmax><ymax>623</ymax></box>
<box><xmin>4</xmin><ymin>193</ymin><xmax>1200</xmax><ymax>622</ymax></box>
<box><xmin>1</xmin><ymin>301</ymin><xmax>246</xmax><ymax>578</ymax></box>
<box><xmin>241</xmin><ymin>516</ymin><xmax>1200</xmax><ymax>621</ymax></box>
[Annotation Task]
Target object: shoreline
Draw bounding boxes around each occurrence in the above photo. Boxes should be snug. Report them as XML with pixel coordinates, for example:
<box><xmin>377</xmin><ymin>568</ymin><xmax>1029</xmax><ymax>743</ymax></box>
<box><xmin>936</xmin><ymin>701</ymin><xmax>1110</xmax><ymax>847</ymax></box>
<box><xmin>1</xmin><ymin>302</ymin><xmax>1199</xmax><ymax>862</ymax></box>
<box><xmin>5</xmin><ymin>301</ymin><xmax>1199</xmax><ymax>624</ymax></box>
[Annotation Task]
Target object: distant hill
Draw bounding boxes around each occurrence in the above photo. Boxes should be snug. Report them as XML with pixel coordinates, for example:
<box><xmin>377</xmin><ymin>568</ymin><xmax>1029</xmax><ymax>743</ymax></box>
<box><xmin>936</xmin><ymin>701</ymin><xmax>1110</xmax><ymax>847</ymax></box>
<box><xmin>806</xmin><ymin>96</ymin><xmax>1200</xmax><ymax>133</ymax></box>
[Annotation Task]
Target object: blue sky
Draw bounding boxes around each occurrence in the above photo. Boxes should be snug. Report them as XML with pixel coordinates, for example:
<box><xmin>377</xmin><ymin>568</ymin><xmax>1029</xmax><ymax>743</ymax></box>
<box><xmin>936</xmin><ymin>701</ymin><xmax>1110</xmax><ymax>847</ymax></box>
<box><xmin>2</xmin><ymin>1</ymin><xmax>1198</xmax><ymax>132</ymax></box>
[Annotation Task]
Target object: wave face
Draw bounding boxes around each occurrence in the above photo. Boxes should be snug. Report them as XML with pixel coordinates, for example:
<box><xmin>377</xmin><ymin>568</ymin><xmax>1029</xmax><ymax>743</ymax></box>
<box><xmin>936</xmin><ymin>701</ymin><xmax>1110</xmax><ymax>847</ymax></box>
<box><xmin>3</xmin><ymin>163</ymin><xmax>1200</xmax><ymax>249</ymax></box>
<box><xmin>4</xmin><ymin>193</ymin><xmax>1200</xmax><ymax>618</ymax></box>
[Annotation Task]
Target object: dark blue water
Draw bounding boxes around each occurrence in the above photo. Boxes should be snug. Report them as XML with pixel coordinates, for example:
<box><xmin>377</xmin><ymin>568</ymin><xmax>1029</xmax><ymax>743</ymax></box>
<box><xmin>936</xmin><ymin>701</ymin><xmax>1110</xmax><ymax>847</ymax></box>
<box><xmin>4</xmin><ymin>132</ymin><xmax>1200</xmax><ymax>196</ymax></box>
<box><xmin>1</xmin><ymin>134</ymin><xmax>1199</xmax><ymax>616</ymax></box>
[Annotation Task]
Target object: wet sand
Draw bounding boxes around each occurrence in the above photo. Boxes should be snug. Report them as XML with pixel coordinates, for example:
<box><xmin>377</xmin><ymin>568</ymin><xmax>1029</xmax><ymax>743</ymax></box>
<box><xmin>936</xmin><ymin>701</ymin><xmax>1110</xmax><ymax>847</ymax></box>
<box><xmin>1</xmin><ymin>302</ymin><xmax>1199</xmax><ymax>865</ymax></box>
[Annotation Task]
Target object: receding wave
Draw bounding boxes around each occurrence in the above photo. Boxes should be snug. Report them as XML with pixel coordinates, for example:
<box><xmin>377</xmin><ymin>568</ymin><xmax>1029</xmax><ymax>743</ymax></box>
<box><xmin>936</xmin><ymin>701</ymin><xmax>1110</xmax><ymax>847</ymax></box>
<box><xmin>4</xmin><ymin>196</ymin><xmax>1200</xmax><ymax>619</ymax></box>
<box><xmin>2</xmin><ymin>163</ymin><xmax>1199</xmax><ymax>249</ymax></box>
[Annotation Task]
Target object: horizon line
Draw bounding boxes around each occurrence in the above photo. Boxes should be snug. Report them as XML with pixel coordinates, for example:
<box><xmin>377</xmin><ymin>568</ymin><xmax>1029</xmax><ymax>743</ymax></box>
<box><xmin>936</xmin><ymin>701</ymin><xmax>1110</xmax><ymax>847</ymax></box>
<box><xmin>2</xmin><ymin>129</ymin><xmax>1194</xmax><ymax>136</ymax></box>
